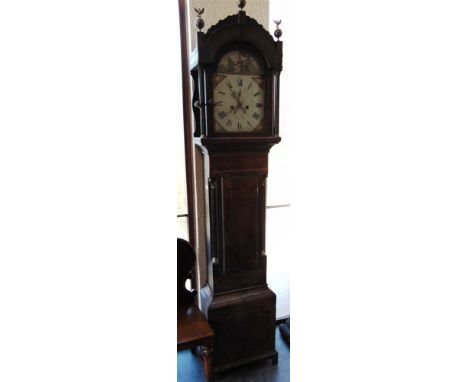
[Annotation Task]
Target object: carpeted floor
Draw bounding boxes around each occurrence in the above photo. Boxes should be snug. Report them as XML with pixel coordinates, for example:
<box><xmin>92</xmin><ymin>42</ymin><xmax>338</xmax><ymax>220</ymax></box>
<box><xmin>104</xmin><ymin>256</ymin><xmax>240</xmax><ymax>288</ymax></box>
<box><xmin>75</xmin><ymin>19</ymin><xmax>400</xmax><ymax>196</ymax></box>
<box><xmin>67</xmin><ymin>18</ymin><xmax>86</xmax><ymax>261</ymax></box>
<box><xmin>177</xmin><ymin>325</ymin><xmax>290</xmax><ymax>382</ymax></box>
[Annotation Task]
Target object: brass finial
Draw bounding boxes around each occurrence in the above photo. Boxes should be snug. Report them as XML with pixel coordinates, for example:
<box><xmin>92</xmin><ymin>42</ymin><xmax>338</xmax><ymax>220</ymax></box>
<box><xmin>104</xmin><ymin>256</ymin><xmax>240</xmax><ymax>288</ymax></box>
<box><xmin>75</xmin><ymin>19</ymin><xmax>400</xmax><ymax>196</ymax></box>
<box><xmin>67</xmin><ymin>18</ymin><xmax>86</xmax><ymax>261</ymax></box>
<box><xmin>238</xmin><ymin>0</ymin><xmax>246</xmax><ymax>11</ymax></box>
<box><xmin>274</xmin><ymin>20</ymin><xmax>282</xmax><ymax>40</ymax></box>
<box><xmin>194</xmin><ymin>8</ymin><xmax>205</xmax><ymax>31</ymax></box>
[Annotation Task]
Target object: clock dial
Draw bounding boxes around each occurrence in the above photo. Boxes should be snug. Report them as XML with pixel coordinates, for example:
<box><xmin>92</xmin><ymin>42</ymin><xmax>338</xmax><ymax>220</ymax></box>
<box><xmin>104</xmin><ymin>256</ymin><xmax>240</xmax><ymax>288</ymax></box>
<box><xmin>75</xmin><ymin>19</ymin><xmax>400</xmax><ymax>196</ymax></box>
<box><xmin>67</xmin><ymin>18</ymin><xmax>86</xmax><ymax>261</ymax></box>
<box><xmin>213</xmin><ymin>50</ymin><xmax>264</xmax><ymax>133</ymax></box>
<box><xmin>213</xmin><ymin>74</ymin><xmax>264</xmax><ymax>132</ymax></box>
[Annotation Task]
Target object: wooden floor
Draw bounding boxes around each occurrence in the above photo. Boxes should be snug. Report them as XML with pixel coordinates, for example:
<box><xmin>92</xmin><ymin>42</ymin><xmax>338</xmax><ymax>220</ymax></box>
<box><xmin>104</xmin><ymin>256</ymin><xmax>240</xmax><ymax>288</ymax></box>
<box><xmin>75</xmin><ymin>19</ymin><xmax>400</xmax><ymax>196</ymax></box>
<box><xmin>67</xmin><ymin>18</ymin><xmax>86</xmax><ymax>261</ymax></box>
<box><xmin>177</xmin><ymin>325</ymin><xmax>290</xmax><ymax>382</ymax></box>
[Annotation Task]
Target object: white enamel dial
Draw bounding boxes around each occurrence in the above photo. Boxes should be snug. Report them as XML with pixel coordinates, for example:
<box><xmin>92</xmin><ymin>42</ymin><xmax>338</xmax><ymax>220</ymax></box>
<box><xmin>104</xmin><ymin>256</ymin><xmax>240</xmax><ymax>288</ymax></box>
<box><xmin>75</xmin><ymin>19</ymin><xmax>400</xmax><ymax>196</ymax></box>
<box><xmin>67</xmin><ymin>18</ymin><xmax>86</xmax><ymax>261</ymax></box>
<box><xmin>213</xmin><ymin>74</ymin><xmax>264</xmax><ymax>133</ymax></box>
<box><xmin>212</xmin><ymin>49</ymin><xmax>265</xmax><ymax>133</ymax></box>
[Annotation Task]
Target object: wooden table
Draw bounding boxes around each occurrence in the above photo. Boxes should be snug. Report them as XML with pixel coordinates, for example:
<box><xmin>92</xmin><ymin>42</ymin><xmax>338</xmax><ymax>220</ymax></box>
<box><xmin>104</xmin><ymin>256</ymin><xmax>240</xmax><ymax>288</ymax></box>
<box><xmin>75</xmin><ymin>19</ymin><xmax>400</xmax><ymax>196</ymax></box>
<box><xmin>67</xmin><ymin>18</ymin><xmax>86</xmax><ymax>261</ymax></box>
<box><xmin>177</xmin><ymin>301</ymin><xmax>214</xmax><ymax>381</ymax></box>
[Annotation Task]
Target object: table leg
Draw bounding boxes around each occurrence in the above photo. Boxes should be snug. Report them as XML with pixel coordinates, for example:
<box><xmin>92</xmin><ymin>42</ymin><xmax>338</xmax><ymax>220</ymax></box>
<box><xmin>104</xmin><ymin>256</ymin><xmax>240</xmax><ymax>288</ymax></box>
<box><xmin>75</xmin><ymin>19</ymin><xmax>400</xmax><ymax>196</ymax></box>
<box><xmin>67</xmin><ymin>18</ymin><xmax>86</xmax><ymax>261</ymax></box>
<box><xmin>202</xmin><ymin>340</ymin><xmax>213</xmax><ymax>381</ymax></box>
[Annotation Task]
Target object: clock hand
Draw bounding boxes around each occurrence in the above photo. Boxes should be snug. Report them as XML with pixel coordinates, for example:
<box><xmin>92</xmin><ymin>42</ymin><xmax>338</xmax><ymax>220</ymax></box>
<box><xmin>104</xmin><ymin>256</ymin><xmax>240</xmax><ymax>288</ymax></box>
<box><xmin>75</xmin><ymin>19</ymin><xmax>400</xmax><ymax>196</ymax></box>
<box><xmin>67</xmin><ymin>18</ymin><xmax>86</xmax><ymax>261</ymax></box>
<box><xmin>228</xmin><ymin>105</ymin><xmax>237</xmax><ymax>115</ymax></box>
<box><xmin>236</xmin><ymin>93</ymin><xmax>247</xmax><ymax>114</ymax></box>
<box><xmin>235</xmin><ymin>89</ymin><xmax>248</xmax><ymax>113</ymax></box>
<box><xmin>228</xmin><ymin>90</ymin><xmax>243</xmax><ymax>113</ymax></box>
<box><xmin>230</xmin><ymin>89</ymin><xmax>240</xmax><ymax>103</ymax></box>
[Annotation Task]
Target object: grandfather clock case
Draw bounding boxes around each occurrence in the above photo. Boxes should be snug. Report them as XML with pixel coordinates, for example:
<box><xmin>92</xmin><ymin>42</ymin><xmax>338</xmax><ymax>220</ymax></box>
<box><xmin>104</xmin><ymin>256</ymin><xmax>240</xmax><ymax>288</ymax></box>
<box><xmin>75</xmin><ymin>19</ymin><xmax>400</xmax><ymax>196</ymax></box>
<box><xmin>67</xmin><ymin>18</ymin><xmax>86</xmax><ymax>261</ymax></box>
<box><xmin>190</xmin><ymin>2</ymin><xmax>283</xmax><ymax>373</ymax></box>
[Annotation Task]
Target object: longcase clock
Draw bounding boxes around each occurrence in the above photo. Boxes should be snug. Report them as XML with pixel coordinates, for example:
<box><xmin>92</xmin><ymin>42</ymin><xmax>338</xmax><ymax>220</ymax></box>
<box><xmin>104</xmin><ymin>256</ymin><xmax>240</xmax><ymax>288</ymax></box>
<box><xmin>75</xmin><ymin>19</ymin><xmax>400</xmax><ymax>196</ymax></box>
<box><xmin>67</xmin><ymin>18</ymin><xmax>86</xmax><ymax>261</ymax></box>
<box><xmin>190</xmin><ymin>1</ymin><xmax>283</xmax><ymax>373</ymax></box>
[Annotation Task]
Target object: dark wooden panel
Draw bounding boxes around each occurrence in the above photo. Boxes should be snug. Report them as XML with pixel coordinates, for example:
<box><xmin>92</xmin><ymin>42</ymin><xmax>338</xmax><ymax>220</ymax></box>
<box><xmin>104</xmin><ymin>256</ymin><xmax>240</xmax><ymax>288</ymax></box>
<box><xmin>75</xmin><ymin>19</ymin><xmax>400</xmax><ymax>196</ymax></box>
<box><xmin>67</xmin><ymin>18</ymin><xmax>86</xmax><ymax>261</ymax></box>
<box><xmin>205</xmin><ymin>286</ymin><xmax>277</xmax><ymax>369</ymax></box>
<box><xmin>213</xmin><ymin>265</ymin><xmax>266</xmax><ymax>293</ymax></box>
<box><xmin>221</xmin><ymin>175</ymin><xmax>259</xmax><ymax>274</ymax></box>
<box><xmin>207</xmin><ymin>171</ymin><xmax>268</xmax><ymax>293</ymax></box>
<box><xmin>216</xmin><ymin>304</ymin><xmax>273</xmax><ymax>360</ymax></box>
<box><xmin>210</xmin><ymin>152</ymin><xmax>268</xmax><ymax>174</ymax></box>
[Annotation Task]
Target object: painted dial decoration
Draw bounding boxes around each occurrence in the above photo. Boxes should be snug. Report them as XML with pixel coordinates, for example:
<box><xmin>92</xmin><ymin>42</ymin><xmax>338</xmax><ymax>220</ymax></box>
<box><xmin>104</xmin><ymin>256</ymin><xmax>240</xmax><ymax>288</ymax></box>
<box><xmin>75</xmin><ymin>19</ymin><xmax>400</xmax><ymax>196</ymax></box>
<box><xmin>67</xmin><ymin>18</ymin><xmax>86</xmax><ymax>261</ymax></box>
<box><xmin>213</xmin><ymin>50</ymin><xmax>264</xmax><ymax>133</ymax></box>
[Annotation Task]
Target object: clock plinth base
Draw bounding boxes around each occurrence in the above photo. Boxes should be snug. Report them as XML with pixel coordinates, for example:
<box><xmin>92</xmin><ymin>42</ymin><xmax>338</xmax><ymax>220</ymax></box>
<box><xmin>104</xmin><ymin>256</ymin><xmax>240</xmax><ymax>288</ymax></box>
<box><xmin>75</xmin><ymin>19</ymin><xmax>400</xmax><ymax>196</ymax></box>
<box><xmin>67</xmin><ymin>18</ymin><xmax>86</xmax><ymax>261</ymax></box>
<box><xmin>200</xmin><ymin>284</ymin><xmax>277</xmax><ymax>373</ymax></box>
<box><xmin>213</xmin><ymin>349</ymin><xmax>278</xmax><ymax>374</ymax></box>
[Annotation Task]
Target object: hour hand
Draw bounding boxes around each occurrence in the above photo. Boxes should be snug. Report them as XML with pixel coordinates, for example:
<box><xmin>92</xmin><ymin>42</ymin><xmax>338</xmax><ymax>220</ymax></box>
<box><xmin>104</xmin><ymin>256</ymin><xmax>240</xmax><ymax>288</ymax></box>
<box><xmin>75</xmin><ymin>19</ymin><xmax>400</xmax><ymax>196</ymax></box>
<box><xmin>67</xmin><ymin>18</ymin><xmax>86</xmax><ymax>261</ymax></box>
<box><xmin>230</xmin><ymin>89</ymin><xmax>239</xmax><ymax>101</ymax></box>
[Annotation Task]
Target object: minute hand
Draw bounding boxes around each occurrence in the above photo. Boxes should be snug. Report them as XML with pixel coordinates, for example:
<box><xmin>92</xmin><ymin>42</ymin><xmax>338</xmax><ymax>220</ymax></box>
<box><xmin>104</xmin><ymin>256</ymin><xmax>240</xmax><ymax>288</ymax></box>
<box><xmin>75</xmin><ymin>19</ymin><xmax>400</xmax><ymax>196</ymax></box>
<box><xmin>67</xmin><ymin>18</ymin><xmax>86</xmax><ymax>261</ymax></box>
<box><xmin>230</xmin><ymin>89</ymin><xmax>240</xmax><ymax>102</ymax></box>
<box><xmin>231</xmin><ymin>89</ymin><xmax>247</xmax><ymax>113</ymax></box>
<box><xmin>237</xmin><ymin>89</ymin><xmax>247</xmax><ymax>114</ymax></box>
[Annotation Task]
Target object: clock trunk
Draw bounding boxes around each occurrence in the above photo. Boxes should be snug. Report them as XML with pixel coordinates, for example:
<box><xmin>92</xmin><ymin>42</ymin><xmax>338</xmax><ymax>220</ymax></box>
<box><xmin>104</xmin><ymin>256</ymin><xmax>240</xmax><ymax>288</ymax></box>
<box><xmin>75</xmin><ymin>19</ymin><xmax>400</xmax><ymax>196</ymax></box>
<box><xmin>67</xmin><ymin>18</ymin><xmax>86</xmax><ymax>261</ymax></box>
<box><xmin>197</xmin><ymin>138</ymin><xmax>279</xmax><ymax>371</ymax></box>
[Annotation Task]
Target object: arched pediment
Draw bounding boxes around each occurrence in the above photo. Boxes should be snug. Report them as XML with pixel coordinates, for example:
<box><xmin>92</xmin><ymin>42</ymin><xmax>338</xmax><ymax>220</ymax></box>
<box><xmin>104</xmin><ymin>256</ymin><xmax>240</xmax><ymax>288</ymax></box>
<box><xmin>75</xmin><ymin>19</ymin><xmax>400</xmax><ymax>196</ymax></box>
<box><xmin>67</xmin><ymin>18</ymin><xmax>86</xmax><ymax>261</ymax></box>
<box><xmin>197</xmin><ymin>13</ymin><xmax>282</xmax><ymax>70</ymax></box>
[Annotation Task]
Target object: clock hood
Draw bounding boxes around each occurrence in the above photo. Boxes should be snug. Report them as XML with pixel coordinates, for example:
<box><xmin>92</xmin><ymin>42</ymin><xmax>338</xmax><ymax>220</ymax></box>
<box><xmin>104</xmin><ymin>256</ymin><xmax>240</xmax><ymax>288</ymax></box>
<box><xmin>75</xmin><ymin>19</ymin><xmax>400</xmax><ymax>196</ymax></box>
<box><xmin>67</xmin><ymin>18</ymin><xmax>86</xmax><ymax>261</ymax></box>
<box><xmin>195</xmin><ymin>11</ymin><xmax>282</xmax><ymax>72</ymax></box>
